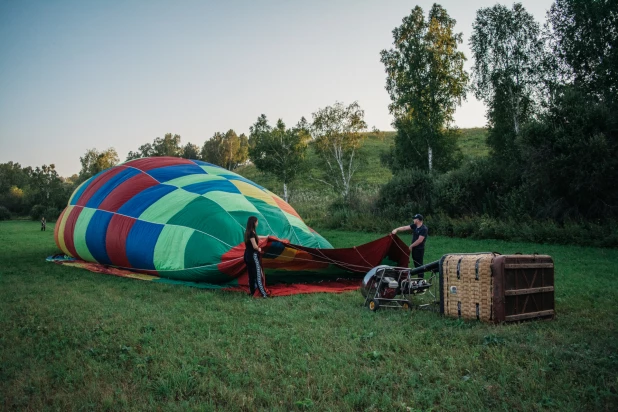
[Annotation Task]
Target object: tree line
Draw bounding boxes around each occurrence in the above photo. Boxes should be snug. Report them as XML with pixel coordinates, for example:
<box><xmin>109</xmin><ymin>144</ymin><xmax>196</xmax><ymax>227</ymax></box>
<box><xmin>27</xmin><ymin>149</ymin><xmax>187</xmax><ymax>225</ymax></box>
<box><xmin>1</xmin><ymin>0</ymin><xmax>616</xmax><ymax>237</ymax></box>
<box><xmin>375</xmin><ymin>0</ymin><xmax>618</xmax><ymax>225</ymax></box>
<box><xmin>0</xmin><ymin>99</ymin><xmax>370</xmax><ymax>220</ymax></box>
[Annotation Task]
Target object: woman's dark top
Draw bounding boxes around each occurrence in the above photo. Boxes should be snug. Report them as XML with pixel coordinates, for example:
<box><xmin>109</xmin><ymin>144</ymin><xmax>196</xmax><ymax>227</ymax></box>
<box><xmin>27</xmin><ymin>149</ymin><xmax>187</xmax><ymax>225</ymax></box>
<box><xmin>245</xmin><ymin>232</ymin><xmax>259</xmax><ymax>255</ymax></box>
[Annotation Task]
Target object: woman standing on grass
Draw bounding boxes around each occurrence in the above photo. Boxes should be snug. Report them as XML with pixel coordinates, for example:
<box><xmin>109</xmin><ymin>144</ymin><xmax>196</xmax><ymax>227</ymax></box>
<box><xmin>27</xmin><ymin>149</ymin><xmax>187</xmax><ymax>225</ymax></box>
<box><xmin>244</xmin><ymin>216</ymin><xmax>269</xmax><ymax>298</ymax></box>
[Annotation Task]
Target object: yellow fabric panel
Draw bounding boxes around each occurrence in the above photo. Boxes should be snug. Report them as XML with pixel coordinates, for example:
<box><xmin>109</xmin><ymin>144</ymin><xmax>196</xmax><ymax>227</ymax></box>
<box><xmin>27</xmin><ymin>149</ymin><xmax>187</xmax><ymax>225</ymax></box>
<box><xmin>57</xmin><ymin>205</ymin><xmax>74</xmax><ymax>256</ymax></box>
<box><xmin>231</xmin><ymin>181</ymin><xmax>277</xmax><ymax>206</ymax></box>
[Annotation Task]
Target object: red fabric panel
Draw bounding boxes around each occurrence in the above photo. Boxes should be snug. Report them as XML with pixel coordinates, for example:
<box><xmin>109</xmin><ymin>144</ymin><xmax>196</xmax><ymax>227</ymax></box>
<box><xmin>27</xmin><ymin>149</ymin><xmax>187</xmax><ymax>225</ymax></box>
<box><xmin>50</xmin><ymin>257</ymin><xmax>360</xmax><ymax>297</ymax></box>
<box><xmin>63</xmin><ymin>206</ymin><xmax>83</xmax><ymax>258</ymax></box>
<box><xmin>75</xmin><ymin>167</ymin><xmax>124</xmax><ymax>206</ymax></box>
<box><xmin>125</xmin><ymin>156</ymin><xmax>194</xmax><ymax>171</ymax></box>
<box><xmin>218</xmin><ymin>237</ymin><xmax>329</xmax><ymax>278</ymax></box>
<box><xmin>289</xmin><ymin>234</ymin><xmax>410</xmax><ymax>271</ymax></box>
<box><xmin>272</xmin><ymin>195</ymin><xmax>301</xmax><ymax>218</ymax></box>
<box><xmin>105</xmin><ymin>214</ymin><xmax>136</xmax><ymax>268</ymax></box>
<box><xmin>98</xmin><ymin>172</ymin><xmax>158</xmax><ymax>212</ymax></box>
<box><xmin>219</xmin><ymin>235</ymin><xmax>410</xmax><ymax>278</ymax></box>
<box><xmin>228</xmin><ymin>280</ymin><xmax>361</xmax><ymax>297</ymax></box>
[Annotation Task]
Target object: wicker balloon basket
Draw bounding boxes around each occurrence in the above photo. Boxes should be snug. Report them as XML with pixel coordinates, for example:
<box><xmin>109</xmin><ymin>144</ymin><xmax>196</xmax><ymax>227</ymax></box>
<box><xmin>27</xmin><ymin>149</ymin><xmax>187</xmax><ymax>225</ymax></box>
<box><xmin>439</xmin><ymin>253</ymin><xmax>555</xmax><ymax>323</ymax></box>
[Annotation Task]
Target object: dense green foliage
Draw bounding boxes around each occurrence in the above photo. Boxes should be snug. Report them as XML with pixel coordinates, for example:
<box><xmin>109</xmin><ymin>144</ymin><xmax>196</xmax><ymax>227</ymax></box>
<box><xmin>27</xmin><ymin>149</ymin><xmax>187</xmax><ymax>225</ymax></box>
<box><xmin>201</xmin><ymin>130</ymin><xmax>249</xmax><ymax>171</ymax></box>
<box><xmin>2</xmin><ymin>1</ymin><xmax>617</xmax><ymax>245</ymax></box>
<box><xmin>248</xmin><ymin>115</ymin><xmax>310</xmax><ymax>202</ymax></box>
<box><xmin>0</xmin><ymin>162</ymin><xmax>72</xmax><ymax>221</ymax></box>
<box><xmin>77</xmin><ymin>148</ymin><xmax>119</xmax><ymax>184</ymax></box>
<box><xmin>381</xmin><ymin>4</ymin><xmax>468</xmax><ymax>172</ymax></box>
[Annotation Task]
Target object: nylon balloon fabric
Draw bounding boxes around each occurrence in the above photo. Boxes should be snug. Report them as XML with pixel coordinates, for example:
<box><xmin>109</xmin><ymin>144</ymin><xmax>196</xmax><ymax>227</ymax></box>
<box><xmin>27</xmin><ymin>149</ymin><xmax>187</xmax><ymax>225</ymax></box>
<box><xmin>54</xmin><ymin>157</ymin><xmax>409</xmax><ymax>288</ymax></box>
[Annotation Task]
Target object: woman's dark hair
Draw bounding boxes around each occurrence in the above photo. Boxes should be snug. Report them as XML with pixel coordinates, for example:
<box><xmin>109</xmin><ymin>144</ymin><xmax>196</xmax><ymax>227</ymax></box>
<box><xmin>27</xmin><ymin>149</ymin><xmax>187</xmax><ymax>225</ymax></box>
<box><xmin>244</xmin><ymin>216</ymin><xmax>258</xmax><ymax>243</ymax></box>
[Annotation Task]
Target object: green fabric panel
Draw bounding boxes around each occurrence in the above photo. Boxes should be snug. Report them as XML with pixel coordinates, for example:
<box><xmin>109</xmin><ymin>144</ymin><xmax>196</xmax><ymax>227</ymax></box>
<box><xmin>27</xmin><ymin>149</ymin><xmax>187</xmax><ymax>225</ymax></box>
<box><xmin>139</xmin><ymin>189</ymin><xmax>200</xmax><ymax>223</ymax></box>
<box><xmin>153</xmin><ymin>225</ymin><xmax>195</xmax><ymax>271</ymax></box>
<box><xmin>167</xmin><ymin>196</ymin><xmax>244</xmax><ymax>248</ymax></box>
<box><xmin>228</xmin><ymin>210</ymin><xmax>268</xmax><ymax>237</ymax></box>
<box><xmin>313</xmin><ymin>232</ymin><xmax>334</xmax><ymax>249</ymax></box>
<box><xmin>199</xmin><ymin>165</ymin><xmax>236</xmax><ymax>176</ymax></box>
<box><xmin>183</xmin><ymin>230</ymin><xmax>238</xmax><ymax>284</ymax></box>
<box><xmin>284</xmin><ymin>212</ymin><xmax>312</xmax><ymax>234</ymax></box>
<box><xmin>73</xmin><ymin>207</ymin><xmax>97</xmax><ymax>262</ymax></box>
<box><xmin>165</xmin><ymin>174</ymin><xmax>225</xmax><ymax>187</ymax></box>
<box><xmin>203</xmin><ymin>191</ymin><xmax>260</xmax><ymax>213</ymax></box>
<box><xmin>289</xmin><ymin>227</ymin><xmax>317</xmax><ymax>247</ymax></box>
<box><xmin>247</xmin><ymin>198</ymin><xmax>292</xmax><ymax>240</ymax></box>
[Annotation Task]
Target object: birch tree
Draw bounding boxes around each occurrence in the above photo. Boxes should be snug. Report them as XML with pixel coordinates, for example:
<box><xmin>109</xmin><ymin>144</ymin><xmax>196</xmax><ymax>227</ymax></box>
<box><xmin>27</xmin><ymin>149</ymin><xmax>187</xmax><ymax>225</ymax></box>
<box><xmin>381</xmin><ymin>4</ymin><xmax>468</xmax><ymax>172</ymax></box>
<box><xmin>311</xmin><ymin>101</ymin><xmax>367</xmax><ymax>200</ymax></box>
<box><xmin>470</xmin><ymin>3</ymin><xmax>547</xmax><ymax>158</ymax></box>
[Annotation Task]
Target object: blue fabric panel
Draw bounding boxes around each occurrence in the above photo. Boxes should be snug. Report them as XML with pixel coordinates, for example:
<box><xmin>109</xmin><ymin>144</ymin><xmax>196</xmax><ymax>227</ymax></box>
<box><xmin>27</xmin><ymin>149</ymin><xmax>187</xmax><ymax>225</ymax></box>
<box><xmin>182</xmin><ymin>179</ymin><xmax>241</xmax><ymax>195</ymax></box>
<box><xmin>148</xmin><ymin>164</ymin><xmax>206</xmax><ymax>182</ymax></box>
<box><xmin>221</xmin><ymin>175</ymin><xmax>266</xmax><ymax>191</ymax></box>
<box><xmin>70</xmin><ymin>174</ymin><xmax>98</xmax><ymax>205</ymax></box>
<box><xmin>85</xmin><ymin>210</ymin><xmax>113</xmax><ymax>265</ymax></box>
<box><xmin>85</xmin><ymin>168</ymin><xmax>140</xmax><ymax>208</ymax></box>
<box><xmin>117</xmin><ymin>184</ymin><xmax>176</xmax><ymax>218</ymax></box>
<box><xmin>125</xmin><ymin>220</ymin><xmax>164</xmax><ymax>270</ymax></box>
<box><xmin>264</xmin><ymin>241</ymin><xmax>286</xmax><ymax>259</ymax></box>
<box><xmin>191</xmin><ymin>159</ymin><xmax>224</xmax><ymax>169</ymax></box>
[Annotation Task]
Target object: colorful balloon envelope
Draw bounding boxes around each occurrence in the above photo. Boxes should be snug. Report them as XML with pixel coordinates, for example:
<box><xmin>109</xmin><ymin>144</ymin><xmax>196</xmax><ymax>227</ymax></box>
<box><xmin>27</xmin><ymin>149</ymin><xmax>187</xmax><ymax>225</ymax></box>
<box><xmin>55</xmin><ymin>157</ymin><xmax>334</xmax><ymax>285</ymax></box>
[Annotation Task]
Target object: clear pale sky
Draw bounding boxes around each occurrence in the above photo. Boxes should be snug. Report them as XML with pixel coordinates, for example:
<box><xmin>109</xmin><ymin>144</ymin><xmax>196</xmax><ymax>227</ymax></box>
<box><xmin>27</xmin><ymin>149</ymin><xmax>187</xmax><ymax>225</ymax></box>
<box><xmin>0</xmin><ymin>0</ymin><xmax>555</xmax><ymax>177</ymax></box>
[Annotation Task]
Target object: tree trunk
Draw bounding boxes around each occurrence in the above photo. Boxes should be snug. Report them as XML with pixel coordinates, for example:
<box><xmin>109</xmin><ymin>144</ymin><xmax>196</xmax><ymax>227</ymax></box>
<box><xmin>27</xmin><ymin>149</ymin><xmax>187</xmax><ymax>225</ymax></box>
<box><xmin>428</xmin><ymin>146</ymin><xmax>433</xmax><ymax>171</ymax></box>
<box><xmin>283</xmin><ymin>182</ymin><xmax>289</xmax><ymax>203</ymax></box>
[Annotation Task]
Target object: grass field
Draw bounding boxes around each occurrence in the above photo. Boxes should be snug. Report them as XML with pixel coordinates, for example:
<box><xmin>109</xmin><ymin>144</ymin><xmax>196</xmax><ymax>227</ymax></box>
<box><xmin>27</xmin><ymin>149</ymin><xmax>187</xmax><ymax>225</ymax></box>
<box><xmin>1</xmin><ymin>221</ymin><xmax>617</xmax><ymax>411</ymax></box>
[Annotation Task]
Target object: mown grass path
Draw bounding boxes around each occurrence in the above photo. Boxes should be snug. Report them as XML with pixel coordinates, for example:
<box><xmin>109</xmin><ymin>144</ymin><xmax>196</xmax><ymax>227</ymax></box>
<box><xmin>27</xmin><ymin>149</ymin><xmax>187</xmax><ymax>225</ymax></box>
<box><xmin>1</xmin><ymin>221</ymin><xmax>616</xmax><ymax>411</ymax></box>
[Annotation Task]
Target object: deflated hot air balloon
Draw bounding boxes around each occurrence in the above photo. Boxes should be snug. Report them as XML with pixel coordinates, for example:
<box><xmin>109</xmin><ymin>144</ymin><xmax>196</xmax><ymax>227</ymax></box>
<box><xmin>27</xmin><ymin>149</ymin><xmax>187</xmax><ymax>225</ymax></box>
<box><xmin>54</xmin><ymin>157</ymin><xmax>409</xmax><ymax>288</ymax></box>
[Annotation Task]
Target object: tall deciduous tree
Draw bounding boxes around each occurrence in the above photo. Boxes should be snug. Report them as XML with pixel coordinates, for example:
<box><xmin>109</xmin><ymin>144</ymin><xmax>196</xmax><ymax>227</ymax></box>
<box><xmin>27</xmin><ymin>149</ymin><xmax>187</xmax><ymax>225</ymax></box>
<box><xmin>547</xmin><ymin>0</ymin><xmax>618</xmax><ymax>107</ymax></box>
<box><xmin>152</xmin><ymin>133</ymin><xmax>182</xmax><ymax>157</ymax></box>
<box><xmin>470</xmin><ymin>3</ymin><xmax>547</xmax><ymax>158</ymax></box>
<box><xmin>126</xmin><ymin>143</ymin><xmax>154</xmax><ymax>161</ymax></box>
<box><xmin>126</xmin><ymin>133</ymin><xmax>182</xmax><ymax>160</ymax></box>
<box><xmin>381</xmin><ymin>4</ymin><xmax>467</xmax><ymax>172</ymax></box>
<box><xmin>78</xmin><ymin>148</ymin><xmax>119</xmax><ymax>183</ymax></box>
<box><xmin>181</xmin><ymin>142</ymin><xmax>201</xmax><ymax>160</ymax></box>
<box><xmin>201</xmin><ymin>130</ymin><xmax>249</xmax><ymax>170</ymax></box>
<box><xmin>248</xmin><ymin>115</ymin><xmax>310</xmax><ymax>202</ymax></box>
<box><xmin>311</xmin><ymin>101</ymin><xmax>368</xmax><ymax>199</ymax></box>
<box><xmin>29</xmin><ymin>164</ymin><xmax>65</xmax><ymax>208</ymax></box>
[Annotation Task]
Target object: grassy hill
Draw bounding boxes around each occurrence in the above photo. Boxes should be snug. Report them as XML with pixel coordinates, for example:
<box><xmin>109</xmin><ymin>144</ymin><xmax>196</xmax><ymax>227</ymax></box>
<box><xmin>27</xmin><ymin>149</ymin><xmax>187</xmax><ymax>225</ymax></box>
<box><xmin>237</xmin><ymin>128</ymin><xmax>488</xmax><ymax>223</ymax></box>
<box><xmin>238</xmin><ymin>128</ymin><xmax>488</xmax><ymax>198</ymax></box>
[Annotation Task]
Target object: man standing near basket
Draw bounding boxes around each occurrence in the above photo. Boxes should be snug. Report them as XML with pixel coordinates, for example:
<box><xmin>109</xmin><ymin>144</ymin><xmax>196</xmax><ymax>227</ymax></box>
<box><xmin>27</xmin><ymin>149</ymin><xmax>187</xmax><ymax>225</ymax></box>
<box><xmin>391</xmin><ymin>214</ymin><xmax>428</xmax><ymax>270</ymax></box>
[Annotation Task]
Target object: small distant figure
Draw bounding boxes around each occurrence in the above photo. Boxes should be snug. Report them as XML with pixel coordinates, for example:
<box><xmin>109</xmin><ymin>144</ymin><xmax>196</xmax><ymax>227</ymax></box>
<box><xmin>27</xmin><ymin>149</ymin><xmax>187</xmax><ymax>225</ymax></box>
<box><xmin>41</xmin><ymin>217</ymin><xmax>46</xmax><ymax>231</ymax></box>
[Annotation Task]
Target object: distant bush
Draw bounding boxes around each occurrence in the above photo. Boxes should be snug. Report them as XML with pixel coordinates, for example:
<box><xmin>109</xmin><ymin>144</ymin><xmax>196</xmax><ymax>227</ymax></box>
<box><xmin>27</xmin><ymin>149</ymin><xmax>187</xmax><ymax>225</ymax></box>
<box><xmin>377</xmin><ymin>168</ymin><xmax>435</xmax><ymax>221</ymax></box>
<box><xmin>0</xmin><ymin>205</ymin><xmax>11</xmax><ymax>221</ymax></box>
<box><xmin>30</xmin><ymin>204</ymin><xmax>46</xmax><ymax>220</ymax></box>
<box><xmin>43</xmin><ymin>207</ymin><xmax>61</xmax><ymax>222</ymax></box>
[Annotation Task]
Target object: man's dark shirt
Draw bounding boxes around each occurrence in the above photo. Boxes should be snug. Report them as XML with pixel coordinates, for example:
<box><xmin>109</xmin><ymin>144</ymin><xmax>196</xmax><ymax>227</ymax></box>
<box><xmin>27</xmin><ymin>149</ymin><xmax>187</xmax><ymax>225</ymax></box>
<box><xmin>410</xmin><ymin>224</ymin><xmax>428</xmax><ymax>249</ymax></box>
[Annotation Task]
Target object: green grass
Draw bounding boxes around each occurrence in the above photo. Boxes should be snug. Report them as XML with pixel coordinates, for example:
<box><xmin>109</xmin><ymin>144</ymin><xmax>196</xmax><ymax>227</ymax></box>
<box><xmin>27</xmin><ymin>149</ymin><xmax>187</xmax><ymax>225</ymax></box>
<box><xmin>2</xmin><ymin>221</ymin><xmax>617</xmax><ymax>411</ymax></box>
<box><xmin>459</xmin><ymin>128</ymin><xmax>489</xmax><ymax>159</ymax></box>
